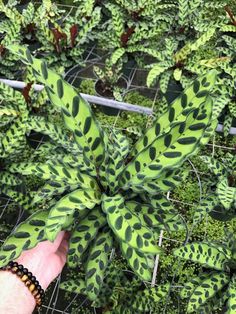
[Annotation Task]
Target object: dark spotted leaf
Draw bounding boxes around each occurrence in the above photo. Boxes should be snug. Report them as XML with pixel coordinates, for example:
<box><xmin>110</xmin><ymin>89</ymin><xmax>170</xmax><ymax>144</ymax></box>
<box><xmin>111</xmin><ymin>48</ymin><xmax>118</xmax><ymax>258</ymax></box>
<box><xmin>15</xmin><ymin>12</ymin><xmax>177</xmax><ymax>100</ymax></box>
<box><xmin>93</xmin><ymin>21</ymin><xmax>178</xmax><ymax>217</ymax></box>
<box><xmin>174</xmin><ymin>242</ymin><xmax>231</xmax><ymax>271</ymax></box>
<box><xmin>121</xmin><ymin>97</ymin><xmax>213</xmax><ymax>188</ymax></box>
<box><xmin>67</xmin><ymin>207</ymin><xmax>106</xmax><ymax>268</ymax></box>
<box><xmin>46</xmin><ymin>188</ymin><xmax>101</xmax><ymax>241</ymax></box>
<box><xmin>32</xmin><ymin>182</ymin><xmax>79</xmax><ymax>205</ymax></box>
<box><xmin>1</xmin><ymin>186</ymin><xmax>33</xmax><ymax>212</ymax></box>
<box><xmin>0</xmin><ymin>210</ymin><xmax>48</xmax><ymax>267</ymax></box>
<box><xmin>8</xmin><ymin>45</ymin><xmax>105</xmax><ymax>166</ymax></box>
<box><xmin>131</xmin><ymin>71</ymin><xmax>216</xmax><ymax>157</ymax></box>
<box><xmin>85</xmin><ymin>227</ymin><xmax>113</xmax><ymax>300</ymax></box>
<box><xmin>60</xmin><ymin>279</ymin><xmax>86</xmax><ymax>294</ymax></box>
<box><xmin>27</xmin><ymin>116</ymin><xmax>82</xmax><ymax>155</ymax></box>
<box><xmin>120</xmin><ymin>241</ymin><xmax>154</xmax><ymax>281</ymax></box>
<box><xmin>180</xmin><ymin>273</ymin><xmax>210</xmax><ymax>299</ymax></box>
<box><xmin>187</xmin><ymin>272</ymin><xmax>230</xmax><ymax>313</ymax></box>
<box><xmin>129</xmin><ymin>283</ymin><xmax>170</xmax><ymax>312</ymax></box>
<box><xmin>9</xmin><ymin>162</ymin><xmax>96</xmax><ymax>188</ymax></box>
<box><xmin>193</xmin><ymin>194</ymin><xmax>218</xmax><ymax>224</ymax></box>
<box><xmin>200</xmin><ymin>155</ymin><xmax>227</xmax><ymax>177</ymax></box>
<box><xmin>102</xmin><ymin>194</ymin><xmax>161</xmax><ymax>254</ymax></box>
<box><xmin>217</xmin><ymin>178</ymin><xmax>236</xmax><ymax>210</ymax></box>
<box><xmin>227</xmin><ymin>274</ymin><xmax>236</xmax><ymax>313</ymax></box>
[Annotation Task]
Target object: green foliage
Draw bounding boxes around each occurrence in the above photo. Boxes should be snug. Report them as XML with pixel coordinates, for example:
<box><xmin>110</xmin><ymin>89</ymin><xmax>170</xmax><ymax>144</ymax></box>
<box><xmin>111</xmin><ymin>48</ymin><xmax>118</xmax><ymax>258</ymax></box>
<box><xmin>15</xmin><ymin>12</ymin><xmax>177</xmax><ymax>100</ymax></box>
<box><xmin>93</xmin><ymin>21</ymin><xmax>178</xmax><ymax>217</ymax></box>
<box><xmin>173</xmin><ymin>230</ymin><xmax>236</xmax><ymax>313</ymax></box>
<box><xmin>61</xmin><ymin>260</ymin><xmax>170</xmax><ymax>313</ymax></box>
<box><xmin>0</xmin><ymin>0</ymin><xmax>100</xmax><ymax>76</ymax></box>
<box><xmin>98</xmin><ymin>0</ymin><xmax>174</xmax><ymax>67</ymax></box>
<box><xmin>0</xmin><ymin>210</ymin><xmax>48</xmax><ymax>265</ymax></box>
<box><xmin>193</xmin><ymin>153</ymin><xmax>236</xmax><ymax>224</ymax></box>
<box><xmin>0</xmin><ymin>46</ymin><xmax>217</xmax><ymax>303</ymax></box>
<box><xmin>146</xmin><ymin>31</ymin><xmax>230</xmax><ymax>90</ymax></box>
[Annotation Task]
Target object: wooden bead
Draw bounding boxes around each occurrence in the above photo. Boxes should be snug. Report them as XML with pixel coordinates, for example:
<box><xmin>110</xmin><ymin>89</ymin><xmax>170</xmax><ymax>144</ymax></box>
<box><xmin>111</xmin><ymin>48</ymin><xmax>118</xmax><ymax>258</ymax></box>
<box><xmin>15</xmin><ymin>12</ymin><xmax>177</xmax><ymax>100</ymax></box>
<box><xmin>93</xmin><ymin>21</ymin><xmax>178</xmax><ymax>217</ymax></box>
<box><xmin>25</xmin><ymin>280</ymin><xmax>31</xmax><ymax>287</ymax></box>
<box><xmin>16</xmin><ymin>270</ymin><xmax>22</xmax><ymax>276</ymax></box>
<box><xmin>35</xmin><ymin>293</ymin><xmax>41</xmax><ymax>299</ymax></box>
<box><xmin>29</xmin><ymin>284</ymin><xmax>35</xmax><ymax>292</ymax></box>
<box><xmin>32</xmin><ymin>290</ymin><xmax>38</xmax><ymax>297</ymax></box>
<box><xmin>31</xmin><ymin>276</ymin><xmax>36</xmax><ymax>282</ymax></box>
<box><xmin>18</xmin><ymin>264</ymin><xmax>23</xmax><ymax>270</ymax></box>
<box><xmin>21</xmin><ymin>274</ymin><xmax>28</xmax><ymax>282</ymax></box>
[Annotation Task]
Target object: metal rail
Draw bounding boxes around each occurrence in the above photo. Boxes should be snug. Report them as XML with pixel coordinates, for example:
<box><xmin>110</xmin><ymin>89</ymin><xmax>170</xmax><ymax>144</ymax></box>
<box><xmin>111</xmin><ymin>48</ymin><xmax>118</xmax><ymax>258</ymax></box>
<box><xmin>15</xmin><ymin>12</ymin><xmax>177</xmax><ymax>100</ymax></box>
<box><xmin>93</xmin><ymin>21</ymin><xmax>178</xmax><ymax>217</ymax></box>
<box><xmin>0</xmin><ymin>78</ymin><xmax>154</xmax><ymax>115</ymax></box>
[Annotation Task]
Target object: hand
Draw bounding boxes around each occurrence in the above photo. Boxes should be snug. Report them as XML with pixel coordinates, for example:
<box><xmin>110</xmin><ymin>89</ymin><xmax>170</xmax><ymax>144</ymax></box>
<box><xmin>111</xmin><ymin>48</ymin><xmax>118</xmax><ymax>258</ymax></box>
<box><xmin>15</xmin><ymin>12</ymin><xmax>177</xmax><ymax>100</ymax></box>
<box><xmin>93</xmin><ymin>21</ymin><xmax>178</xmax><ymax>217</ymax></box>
<box><xmin>16</xmin><ymin>231</ymin><xmax>69</xmax><ymax>290</ymax></box>
<box><xmin>0</xmin><ymin>231</ymin><xmax>69</xmax><ymax>314</ymax></box>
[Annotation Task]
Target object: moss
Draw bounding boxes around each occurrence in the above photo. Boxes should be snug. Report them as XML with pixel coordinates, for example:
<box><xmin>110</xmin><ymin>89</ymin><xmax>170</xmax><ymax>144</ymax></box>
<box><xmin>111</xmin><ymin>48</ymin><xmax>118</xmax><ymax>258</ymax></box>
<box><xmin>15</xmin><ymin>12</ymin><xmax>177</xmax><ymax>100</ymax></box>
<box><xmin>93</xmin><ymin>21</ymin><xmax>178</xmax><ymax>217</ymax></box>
<box><xmin>79</xmin><ymin>79</ymin><xmax>96</xmax><ymax>96</ymax></box>
<box><xmin>172</xmin><ymin>177</ymin><xmax>201</xmax><ymax>204</ymax></box>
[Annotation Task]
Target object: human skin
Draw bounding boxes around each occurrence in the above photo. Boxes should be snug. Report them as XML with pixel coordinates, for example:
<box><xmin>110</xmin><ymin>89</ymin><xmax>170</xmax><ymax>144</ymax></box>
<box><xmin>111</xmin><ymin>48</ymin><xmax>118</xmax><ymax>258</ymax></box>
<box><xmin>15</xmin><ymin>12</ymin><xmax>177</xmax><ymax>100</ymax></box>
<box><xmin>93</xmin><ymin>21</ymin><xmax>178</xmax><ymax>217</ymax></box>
<box><xmin>0</xmin><ymin>231</ymin><xmax>69</xmax><ymax>314</ymax></box>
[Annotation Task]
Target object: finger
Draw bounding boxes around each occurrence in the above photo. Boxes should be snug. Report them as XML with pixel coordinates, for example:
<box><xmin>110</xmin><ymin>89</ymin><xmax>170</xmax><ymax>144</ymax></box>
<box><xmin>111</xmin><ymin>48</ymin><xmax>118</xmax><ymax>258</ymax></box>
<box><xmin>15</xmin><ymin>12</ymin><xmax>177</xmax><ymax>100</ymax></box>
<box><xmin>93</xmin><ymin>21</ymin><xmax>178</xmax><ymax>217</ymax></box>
<box><xmin>55</xmin><ymin>239</ymin><xmax>69</xmax><ymax>266</ymax></box>
<box><xmin>63</xmin><ymin>231</ymin><xmax>71</xmax><ymax>241</ymax></box>
<box><xmin>48</xmin><ymin>231</ymin><xmax>66</xmax><ymax>252</ymax></box>
<box><xmin>31</xmin><ymin>231</ymin><xmax>66</xmax><ymax>255</ymax></box>
<box><xmin>57</xmin><ymin>239</ymin><xmax>69</xmax><ymax>256</ymax></box>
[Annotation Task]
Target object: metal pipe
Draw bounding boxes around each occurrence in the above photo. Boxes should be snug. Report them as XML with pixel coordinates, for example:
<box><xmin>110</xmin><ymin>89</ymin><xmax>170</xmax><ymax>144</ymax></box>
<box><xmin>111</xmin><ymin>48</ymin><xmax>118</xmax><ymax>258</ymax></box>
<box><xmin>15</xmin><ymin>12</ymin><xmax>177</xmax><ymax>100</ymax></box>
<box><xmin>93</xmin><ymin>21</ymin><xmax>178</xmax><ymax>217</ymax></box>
<box><xmin>0</xmin><ymin>78</ymin><xmax>154</xmax><ymax>115</ymax></box>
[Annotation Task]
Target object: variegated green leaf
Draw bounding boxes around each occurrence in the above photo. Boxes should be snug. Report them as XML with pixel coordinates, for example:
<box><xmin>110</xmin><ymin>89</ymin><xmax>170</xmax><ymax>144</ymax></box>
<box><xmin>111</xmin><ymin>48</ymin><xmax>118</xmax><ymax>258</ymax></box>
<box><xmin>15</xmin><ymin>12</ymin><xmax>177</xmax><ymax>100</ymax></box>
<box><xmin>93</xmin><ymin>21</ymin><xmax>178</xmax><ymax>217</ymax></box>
<box><xmin>120</xmin><ymin>241</ymin><xmax>154</xmax><ymax>281</ymax></box>
<box><xmin>27</xmin><ymin>116</ymin><xmax>82</xmax><ymax>154</ymax></box>
<box><xmin>217</xmin><ymin>178</ymin><xmax>236</xmax><ymax>210</ymax></box>
<box><xmin>0</xmin><ymin>210</ymin><xmax>48</xmax><ymax>267</ymax></box>
<box><xmin>187</xmin><ymin>272</ymin><xmax>230</xmax><ymax>313</ymax></box>
<box><xmin>131</xmin><ymin>71</ymin><xmax>217</xmax><ymax>158</ymax></box>
<box><xmin>32</xmin><ymin>182</ymin><xmax>77</xmax><ymax>205</ymax></box>
<box><xmin>46</xmin><ymin>188</ymin><xmax>101</xmax><ymax>241</ymax></box>
<box><xmin>8</xmin><ymin>45</ymin><xmax>105</xmax><ymax>166</ymax></box>
<box><xmin>85</xmin><ymin>226</ymin><xmax>113</xmax><ymax>300</ymax></box>
<box><xmin>193</xmin><ymin>194</ymin><xmax>219</xmax><ymax>224</ymax></box>
<box><xmin>180</xmin><ymin>273</ymin><xmax>210</xmax><ymax>299</ymax></box>
<box><xmin>102</xmin><ymin>194</ymin><xmax>161</xmax><ymax>254</ymax></box>
<box><xmin>60</xmin><ymin>278</ymin><xmax>86</xmax><ymax>294</ymax></box>
<box><xmin>147</xmin><ymin>62</ymin><xmax>172</xmax><ymax>87</ymax></box>
<box><xmin>129</xmin><ymin>283</ymin><xmax>170</xmax><ymax>312</ymax></box>
<box><xmin>1</xmin><ymin>186</ymin><xmax>33</xmax><ymax>211</ymax></box>
<box><xmin>200</xmin><ymin>155</ymin><xmax>226</xmax><ymax>177</ymax></box>
<box><xmin>159</xmin><ymin>71</ymin><xmax>172</xmax><ymax>94</ymax></box>
<box><xmin>227</xmin><ymin>275</ymin><xmax>236</xmax><ymax>313</ymax></box>
<box><xmin>0</xmin><ymin>171</ymin><xmax>22</xmax><ymax>186</ymax></box>
<box><xmin>174</xmin><ymin>242</ymin><xmax>230</xmax><ymax>271</ymax></box>
<box><xmin>67</xmin><ymin>207</ymin><xmax>106</xmax><ymax>268</ymax></box>
<box><xmin>121</xmin><ymin>97</ymin><xmax>213</xmax><ymax>188</ymax></box>
<box><xmin>1</xmin><ymin>117</ymin><xmax>28</xmax><ymax>158</ymax></box>
<box><xmin>99</xmin><ymin>130</ymin><xmax>129</xmax><ymax>193</ymax></box>
<box><xmin>8</xmin><ymin>162</ymin><xmax>96</xmax><ymax>188</ymax></box>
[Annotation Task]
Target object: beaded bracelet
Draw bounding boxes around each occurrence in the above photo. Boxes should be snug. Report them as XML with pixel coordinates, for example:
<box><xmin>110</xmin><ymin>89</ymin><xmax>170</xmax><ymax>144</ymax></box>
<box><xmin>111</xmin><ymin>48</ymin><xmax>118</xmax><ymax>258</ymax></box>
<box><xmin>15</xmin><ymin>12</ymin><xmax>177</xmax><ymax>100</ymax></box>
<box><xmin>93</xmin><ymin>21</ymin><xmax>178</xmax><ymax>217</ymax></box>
<box><xmin>0</xmin><ymin>261</ymin><xmax>45</xmax><ymax>308</ymax></box>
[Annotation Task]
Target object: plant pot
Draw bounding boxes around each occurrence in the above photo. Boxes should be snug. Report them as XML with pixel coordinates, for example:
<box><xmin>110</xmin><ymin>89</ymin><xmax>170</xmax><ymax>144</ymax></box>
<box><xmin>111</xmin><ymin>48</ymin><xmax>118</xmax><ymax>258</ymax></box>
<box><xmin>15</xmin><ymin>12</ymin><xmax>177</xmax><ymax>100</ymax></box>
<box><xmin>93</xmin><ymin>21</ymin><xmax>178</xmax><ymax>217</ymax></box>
<box><xmin>94</xmin><ymin>77</ymin><xmax>128</xmax><ymax>116</ymax></box>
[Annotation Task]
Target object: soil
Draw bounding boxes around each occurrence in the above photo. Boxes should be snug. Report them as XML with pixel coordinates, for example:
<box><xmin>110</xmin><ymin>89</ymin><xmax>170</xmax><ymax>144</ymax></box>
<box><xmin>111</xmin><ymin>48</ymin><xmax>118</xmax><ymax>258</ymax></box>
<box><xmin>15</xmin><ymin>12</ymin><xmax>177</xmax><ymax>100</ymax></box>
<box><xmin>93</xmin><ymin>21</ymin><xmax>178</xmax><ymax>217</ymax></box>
<box><xmin>95</xmin><ymin>80</ymin><xmax>114</xmax><ymax>98</ymax></box>
<box><xmin>95</xmin><ymin>77</ymin><xmax>128</xmax><ymax>99</ymax></box>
